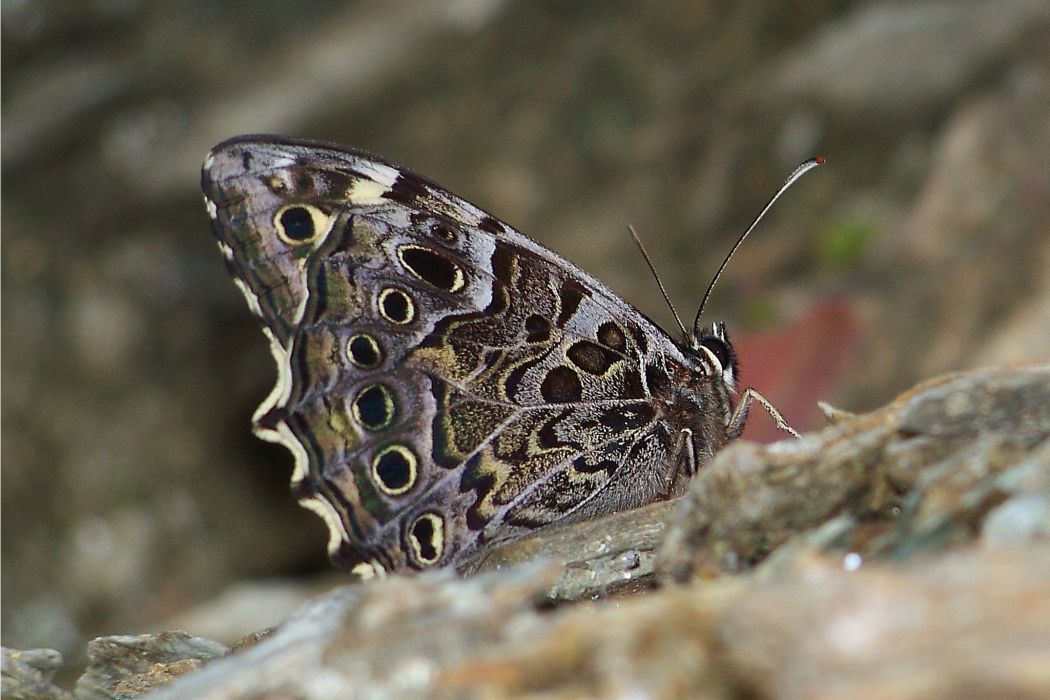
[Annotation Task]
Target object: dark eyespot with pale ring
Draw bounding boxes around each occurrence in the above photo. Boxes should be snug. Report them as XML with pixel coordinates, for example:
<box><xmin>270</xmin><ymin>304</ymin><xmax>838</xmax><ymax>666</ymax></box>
<box><xmin>397</xmin><ymin>245</ymin><xmax>465</xmax><ymax>293</ymax></box>
<box><xmin>378</xmin><ymin>288</ymin><xmax>415</xmax><ymax>324</ymax></box>
<box><xmin>273</xmin><ymin>204</ymin><xmax>331</xmax><ymax>245</ymax></box>
<box><xmin>407</xmin><ymin>512</ymin><xmax>444</xmax><ymax>566</ymax></box>
<box><xmin>353</xmin><ymin>384</ymin><xmax>398</xmax><ymax>432</ymax></box>
<box><xmin>700</xmin><ymin>336</ymin><xmax>731</xmax><ymax>371</ymax></box>
<box><xmin>347</xmin><ymin>333</ymin><xmax>382</xmax><ymax>368</ymax></box>
<box><xmin>430</xmin><ymin>222</ymin><xmax>457</xmax><ymax>244</ymax></box>
<box><xmin>371</xmin><ymin>444</ymin><xmax>416</xmax><ymax>495</ymax></box>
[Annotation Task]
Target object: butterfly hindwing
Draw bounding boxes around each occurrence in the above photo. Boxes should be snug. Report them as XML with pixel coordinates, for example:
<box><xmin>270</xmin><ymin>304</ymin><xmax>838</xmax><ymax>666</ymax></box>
<box><xmin>203</xmin><ymin>136</ymin><xmax>734</xmax><ymax>574</ymax></box>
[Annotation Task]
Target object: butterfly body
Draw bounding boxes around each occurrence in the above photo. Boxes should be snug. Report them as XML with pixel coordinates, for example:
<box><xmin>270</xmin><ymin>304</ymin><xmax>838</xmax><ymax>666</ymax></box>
<box><xmin>202</xmin><ymin>136</ymin><xmax>747</xmax><ymax>575</ymax></box>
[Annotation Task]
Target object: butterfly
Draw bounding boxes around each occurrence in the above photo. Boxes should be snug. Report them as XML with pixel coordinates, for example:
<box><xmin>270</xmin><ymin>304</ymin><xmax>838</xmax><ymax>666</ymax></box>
<box><xmin>201</xmin><ymin>136</ymin><xmax>815</xmax><ymax>577</ymax></box>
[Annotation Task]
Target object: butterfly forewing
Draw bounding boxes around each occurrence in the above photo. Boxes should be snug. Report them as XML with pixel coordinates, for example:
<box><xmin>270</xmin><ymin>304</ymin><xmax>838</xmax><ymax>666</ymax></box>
<box><xmin>202</xmin><ymin>136</ymin><xmax>735</xmax><ymax>574</ymax></box>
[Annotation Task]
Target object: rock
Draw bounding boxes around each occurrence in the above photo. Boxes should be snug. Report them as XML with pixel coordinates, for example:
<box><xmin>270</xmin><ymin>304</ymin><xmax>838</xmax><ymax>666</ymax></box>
<box><xmin>464</xmin><ymin>499</ymin><xmax>677</xmax><ymax>601</ymax></box>
<box><xmin>17</xmin><ymin>366</ymin><xmax>1048</xmax><ymax>699</ymax></box>
<box><xmin>846</xmin><ymin>78</ymin><xmax>1050</xmax><ymax>408</ymax></box>
<box><xmin>162</xmin><ymin>579</ymin><xmax>324</xmax><ymax>647</ymax></box>
<box><xmin>975</xmin><ymin>263</ymin><xmax>1050</xmax><ymax>368</ymax></box>
<box><xmin>715</xmin><ymin>545</ymin><xmax>1050</xmax><ymax>700</ymax></box>
<box><xmin>658</xmin><ymin>365</ymin><xmax>1050</xmax><ymax>581</ymax></box>
<box><xmin>133</xmin><ymin>545</ymin><xmax>1050</xmax><ymax>700</ymax></box>
<box><xmin>1</xmin><ymin>647</ymin><xmax>74</xmax><ymax>700</ymax></box>
<box><xmin>74</xmin><ymin>631</ymin><xmax>228</xmax><ymax>700</ymax></box>
<box><xmin>143</xmin><ymin>561</ymin><xmax>739</xmax><ymax>700</ymax></box>
<box><xmin>982</xmin><ymin>491</ymin><xmax>1050</xmax><ymax>548</ymax></box>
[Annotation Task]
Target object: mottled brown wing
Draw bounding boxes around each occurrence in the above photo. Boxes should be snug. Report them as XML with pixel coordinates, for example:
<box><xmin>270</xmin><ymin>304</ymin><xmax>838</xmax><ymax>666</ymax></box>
<box><xmin>202</xmin><ymin>135</ymin><xmax>718</xmax><ymax>574</ymax></box>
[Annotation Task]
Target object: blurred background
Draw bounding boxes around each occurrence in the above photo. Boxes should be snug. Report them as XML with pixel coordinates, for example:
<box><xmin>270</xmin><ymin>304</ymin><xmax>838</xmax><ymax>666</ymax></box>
<box><xmin>3</xmin><ymin>0</ymin><xmax>1049</xmax><ymax>678</ymax></box>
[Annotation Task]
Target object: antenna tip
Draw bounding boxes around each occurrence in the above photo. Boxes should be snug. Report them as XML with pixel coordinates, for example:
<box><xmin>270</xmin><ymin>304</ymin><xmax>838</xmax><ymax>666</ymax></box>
<box><xmin>815</xmin><ymin>156</ymin><xmax>826</xmax><ymax>165</ymax></box>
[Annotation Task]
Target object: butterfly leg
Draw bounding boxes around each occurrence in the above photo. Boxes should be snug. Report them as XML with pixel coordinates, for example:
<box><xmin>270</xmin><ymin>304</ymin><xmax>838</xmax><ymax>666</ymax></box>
<box><xmin>727</xmin><ymin>388</ymin><xmax>801</xmax><ymax>440</ymax></box>
<box><xmin>674</xmin><ymin>427</ymin><xmax>697</xmax><ymax>477</ymax></box>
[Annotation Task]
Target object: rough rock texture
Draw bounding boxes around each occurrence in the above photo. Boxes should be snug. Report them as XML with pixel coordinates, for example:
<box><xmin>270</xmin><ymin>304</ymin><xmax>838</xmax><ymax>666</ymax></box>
<box><xmin>2</xmin><ymin>648</ymin><xmax>74</xmax><ymax>700</ymax></box>
<box><xmin>6</xmin><ymin>366</ymin><xmax>1046</xmax><ymax>699</ymax></box>
<box><xmin>659</xmin><ymin>365</ymin><xmax>1050</xmax><ymax>581</ymax></box>
<box><xmin>715</xmin><ymin>548</ymin><xmax>1050</xmax><ymax>700</ymax></box>
<box><xmin>101</xmin><ymin>546</ymin><xmax>1050</xmax><ymax>700</ymax></box>
<box><xmin>73</xmin><ymin>631</ymin><xmax>228</xmax><ymax>700</ymax></box>
<box><xmin>464</xmin><ymin>499</ymin><xmax>677</xmax><ymax>600</ymax></box>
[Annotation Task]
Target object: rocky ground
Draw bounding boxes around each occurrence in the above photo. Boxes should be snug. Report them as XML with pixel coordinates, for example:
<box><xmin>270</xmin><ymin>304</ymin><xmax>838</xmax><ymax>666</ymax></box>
<box><xmin>3</xmin><ymin>0</ymin><xmax>1050</xmax><ymax>695</ymax></box>
<box><xmin>4</xmin><ymin>366</ymin><xmax>1049</xmax><ymax>698</ymax></box>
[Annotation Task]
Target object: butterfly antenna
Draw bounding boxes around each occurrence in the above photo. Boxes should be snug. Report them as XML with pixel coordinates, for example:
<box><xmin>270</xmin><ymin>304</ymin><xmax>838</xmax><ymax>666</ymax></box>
<box><xmin>628</xmin><ymin>224</ymin><xmax>689</xmax><ymax>338</ymax></box>
<box><xmin>693</xmin><ymin>157</ymin><xmax>824</xmax><ymax>335</ymax></box>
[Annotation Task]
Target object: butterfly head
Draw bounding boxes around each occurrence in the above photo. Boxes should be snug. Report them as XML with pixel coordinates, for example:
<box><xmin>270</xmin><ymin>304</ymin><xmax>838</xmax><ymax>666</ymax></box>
<box><xmin>692</xmin><ymin>322</ymin><xmax>738</xmax><ymax>392</ymax></box>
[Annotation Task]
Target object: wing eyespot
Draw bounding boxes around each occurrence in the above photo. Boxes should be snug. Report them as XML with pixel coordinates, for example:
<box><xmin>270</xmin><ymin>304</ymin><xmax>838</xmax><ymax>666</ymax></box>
<box><xmin>397</xmin><ymin>245</ymin><xmax>465</xmax><ymax>293</ymax></box>
<box><xmin>274</xmin><ymin>204</ymin><xmax>332</xmax><ymax>246</ymax></box>
<box><xmin>566</xmin><ymin>340</ymin><xmax>616</xmax><ymax>376</ymax></box>
<box><xmin>407</xmin><ymin>512</ymin><xmax>444</xmax><ymax>566</ymax></box>
<box><xmin>347</xmin><ymin>333</ymin><xmax>383</xmax><ymax>368</ymax></box>
<box><xmin>596</xmin><ymin>322</ymin><xmax>627</xmax><ymax>352</ymax></box>
<box><xmin>352</xmin><ymin>384</ymin><xmax>398</xmax><ymax>432</ymax></box>
<box><xmin>540</xmin><ymin>366</ymin><xmax>583</xmax><ymax>403</ymax></box>
<box><xmin>378</xmin><ymin>288</ymin><xmax>415</xmax><ymax>324</ymax></box>
<box><xmin>525</xmin><ymin>315</ymin><xmax>551</xmax><ymax>343</ymax></box>
<box><xmin>371</xmin><ymin>444</ymin><xmax>417</xmax><ymax>496</ymax></box>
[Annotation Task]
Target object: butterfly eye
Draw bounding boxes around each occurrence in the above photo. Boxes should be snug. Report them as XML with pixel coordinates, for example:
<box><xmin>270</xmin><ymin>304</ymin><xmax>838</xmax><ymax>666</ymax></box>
<box><xmin>407</xmin><ymin>512</ymin><xmax>444</xmax><ymax>566</ymax></box>
<box><xmin>700</xmin><ymin>336</ymin><xmax>732</xmax><ymax>371</ymax></box>
<box><xmin>273</xmin><ymin>204</ymin><xmax>332</xmax><ymax>245</ymax></box>
<box><xmin>371</xmin><ymin>444</ymin><xmax>417</xmax><ymax>495</ymax></box>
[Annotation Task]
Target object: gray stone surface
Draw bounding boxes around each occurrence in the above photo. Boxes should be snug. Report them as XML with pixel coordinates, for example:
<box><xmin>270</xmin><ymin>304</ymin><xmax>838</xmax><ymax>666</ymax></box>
<box><xmin>74</xmin><ymin>631</ymin><xmax>228</xmax><ymax>700</ymax></box>
<box><xmin>2</xmin><ymin>648</ymin><xmax>74</xmax><ymax>700</ymax></box>
<box><xmin>659</xmin><ymin>366</ymin><xmax>1050</xmax><ymax>581</ymax></box>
